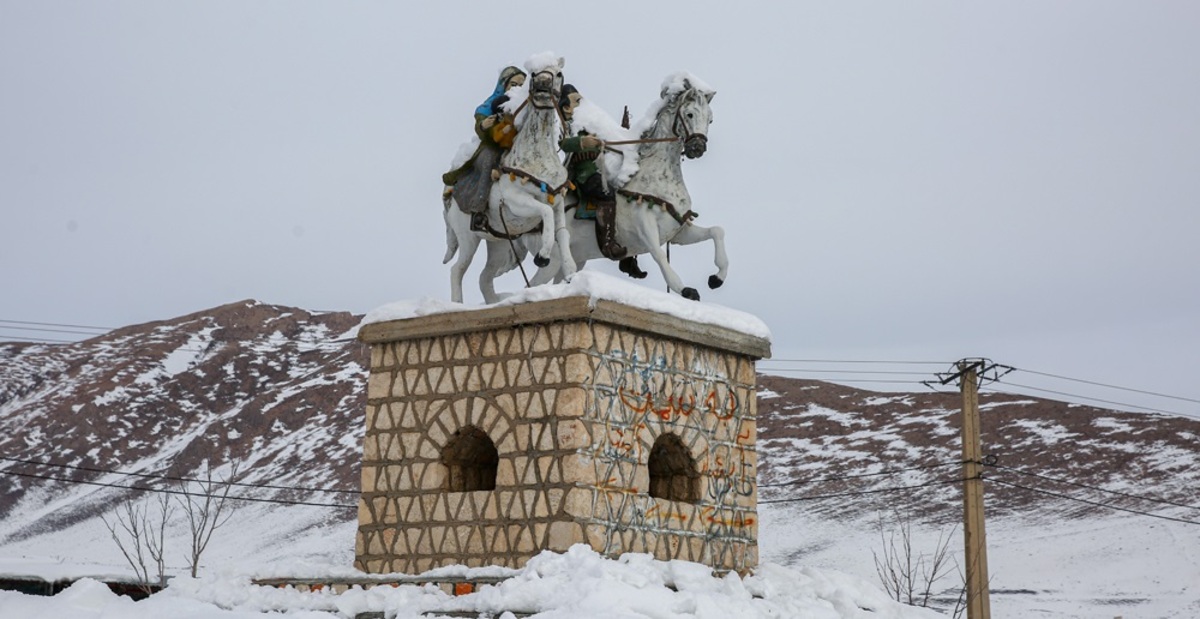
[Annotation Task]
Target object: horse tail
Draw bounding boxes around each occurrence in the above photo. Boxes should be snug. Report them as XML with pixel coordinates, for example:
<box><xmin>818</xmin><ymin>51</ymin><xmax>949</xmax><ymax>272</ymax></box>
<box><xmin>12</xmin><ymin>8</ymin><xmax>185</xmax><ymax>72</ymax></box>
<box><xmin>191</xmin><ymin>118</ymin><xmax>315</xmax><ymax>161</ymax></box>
<box><xmin>442</xmin><ymin>195</ymin><xmax>459</xmax><ymax>264</ymax></box>
<box><xmin>443</xmin><ymin>228</ymin><xmax>458</xmax><ymax>264</ymax></box>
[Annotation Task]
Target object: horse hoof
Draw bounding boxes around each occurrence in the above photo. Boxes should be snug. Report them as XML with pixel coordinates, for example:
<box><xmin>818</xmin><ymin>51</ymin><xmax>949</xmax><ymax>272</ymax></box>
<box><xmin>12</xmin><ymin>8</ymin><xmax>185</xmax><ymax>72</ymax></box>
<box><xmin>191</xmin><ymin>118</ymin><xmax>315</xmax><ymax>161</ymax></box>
<box><xmin>682</xmin><ymin>287</ymin><xmax>700</xmax><ymax>301</ymax></box>
<box><xmin>534</xmin><ymin>254</ymin><xmax>550</xmax><ymax>268</ymax></box>
<box><xmin>708</xmin><ymin>275</ymin><xmax>724</xmax><ymax>289</ymax></box>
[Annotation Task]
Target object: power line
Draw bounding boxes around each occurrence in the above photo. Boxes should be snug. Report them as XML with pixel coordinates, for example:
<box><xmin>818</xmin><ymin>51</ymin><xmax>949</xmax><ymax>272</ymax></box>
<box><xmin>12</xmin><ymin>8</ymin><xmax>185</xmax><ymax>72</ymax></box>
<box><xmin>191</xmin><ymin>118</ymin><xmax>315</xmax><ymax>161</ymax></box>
<box><xmin>760</xmin><ymin>378</ymin><xmax>929</xmax><ymax>385</ymax></box>
<box><xmin>0</xmin><ymin>335</ymin><xmax>78</xmax><ymax>344</ymax></box>
<box><xmin>763</xmin><ymin>359</ymin><xmax>950</xmax><ymax>366</ymax></box>
<box><xmin>754</xmin><ymin>368</ymin><xmax>932</xmax><ymax>377</ymax></box>
<box><xmin>0</xmin><ymin>325</ymin><xmax>109</xmax><ymax>337</ymax></box>
<box><xmin>1010</xmin><ymin>366</ymin><xmax>1200</xmax><ymax>406</ymax></box>
<box><xmin>0</xmin><ymin>337</ymin><xmax>358</xmax><ymax>354</ymax></box>
<box><xmin>986</xmin><ymin>476</ymin><xmax>1200</xmax><ymax>527</ymax></box>
<box><xmin>758</xmin><ymin>477</ymin><xmax>968</xmax><ymax>505</ymax></box>
<box><xmin>984</xmin><ymin>381</ymin><xmax>1200</xmax><ymax>421</ymax></box>
<box><xmin>759</xmin><ymin>461</ymin><xmax>961</xmax><ymax>488</ymax></box>
<box><xmin>988</xmin><ymin>463</ymin><xmax>1200</xmax><ymax>511</ymax></box>
<box><xmin>0</xmin><ymin>318</ymin><xmax>114</xmax><ymax>331</ymax></box>
<box><xmin>1</xmin><ymin>469</ymin><xmax>356</xmax><ymax>509</ymax></box>
<box><xmin>0</xmin><ymin>456</ymin><xmax>357</xmax><ymax>495</ymax></box>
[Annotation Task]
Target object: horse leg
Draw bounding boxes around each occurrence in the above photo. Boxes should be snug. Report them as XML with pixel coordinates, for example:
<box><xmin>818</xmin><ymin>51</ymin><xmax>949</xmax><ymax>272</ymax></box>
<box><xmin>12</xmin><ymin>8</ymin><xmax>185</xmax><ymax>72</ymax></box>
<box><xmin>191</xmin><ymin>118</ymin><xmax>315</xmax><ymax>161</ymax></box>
<box><xmin>645</xmin><ymin>244</ymin><xmax>699</xmax><ymax>301</ymax></box>
<box><xmin>669</xmin><ymin>223</ymin><xmax>728</xmax><ymax>289</ymax></box>
<box><xmin>479</xmin><ymin>239</ymin><xmax>517</xmax><ymax>304</ymax></box>
<box><xmin>502</xmin><ymin>189</ymin><xmax>557</xmax><ymax>267</ymax></box>
<box><xmin>534</xmin><ymin>204</ymin><xmax>557</xmax><ymax>267</ymax></box>
<box><xmin>449</xmin><ymin>232</ymin><xmax>481</xmax><ymax>304</ymax></box>
<box><xmin>552</xmin><ymin>202</ymin><xmax>577</xmax><ymax>278</ymax></box>
<box><xmin>528</xmin><ymin>246</ymin><xmax>562</xmax><ymax>287</ymax></box>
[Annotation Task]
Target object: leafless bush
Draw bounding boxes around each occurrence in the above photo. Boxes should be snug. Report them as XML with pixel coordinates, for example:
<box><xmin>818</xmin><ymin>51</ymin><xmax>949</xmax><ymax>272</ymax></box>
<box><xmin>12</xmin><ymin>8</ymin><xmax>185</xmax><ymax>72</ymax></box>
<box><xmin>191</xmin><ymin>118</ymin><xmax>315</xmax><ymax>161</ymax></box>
<box><xmin>101</xmin><ymin>492</ymin><xmax>173</xmax><ymax>594</ymax></box>
<box><xmin>102</xmin><ymin>460</ymin><xmax>241</xmax><ymax>586</ymax></box>
<box><xmin>872</xmin><ymin>510</ymin><xmax>962</xmax><ymax>616</ymax></box>
<box><xmin>176</xmin><ymin>461</ymin><xmax>240</xmax><ymax>578</ymax></box>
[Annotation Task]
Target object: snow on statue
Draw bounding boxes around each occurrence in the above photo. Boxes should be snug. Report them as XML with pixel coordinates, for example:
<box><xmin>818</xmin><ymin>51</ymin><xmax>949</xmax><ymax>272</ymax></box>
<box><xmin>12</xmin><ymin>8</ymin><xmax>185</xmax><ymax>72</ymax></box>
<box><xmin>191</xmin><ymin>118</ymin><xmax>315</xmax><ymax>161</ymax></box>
<box><xmin>442</xmin><ymin>54</ymin><xmax>727</xmax><ymax>303</ymax></box>
<box><xmin>442</xmin><ymin>53</ymin><xmax>576</xmax><ymax>304</ymax></box>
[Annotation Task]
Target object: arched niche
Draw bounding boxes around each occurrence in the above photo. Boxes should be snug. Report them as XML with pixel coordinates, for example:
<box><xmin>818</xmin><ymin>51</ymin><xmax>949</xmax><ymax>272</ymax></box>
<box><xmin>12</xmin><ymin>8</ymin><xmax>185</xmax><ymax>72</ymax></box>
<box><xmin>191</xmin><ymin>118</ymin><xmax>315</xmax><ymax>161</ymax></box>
<box><xmin>648</xmin><ymin>433</ymin><xmax>700</xmax><ymax>503</ymax></box>
<box><xmin>441</xmin><ymin>426</ymin><xmax>498</xmax><ymax>492</ymax></box>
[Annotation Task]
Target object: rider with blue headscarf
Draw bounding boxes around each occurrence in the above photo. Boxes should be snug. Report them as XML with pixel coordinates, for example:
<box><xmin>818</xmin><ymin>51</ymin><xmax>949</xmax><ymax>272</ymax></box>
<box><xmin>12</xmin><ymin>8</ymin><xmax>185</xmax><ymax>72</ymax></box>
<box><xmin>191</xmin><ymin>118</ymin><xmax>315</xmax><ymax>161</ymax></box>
<box><xmin>443</xmin><ymin>66</ymin><xmax>527</xmax><ymax>225</ymax></box>
<box><xmin>475</xmin><ymin>65</ymin><xmax>525</xmax><ymax>120</ymax></box>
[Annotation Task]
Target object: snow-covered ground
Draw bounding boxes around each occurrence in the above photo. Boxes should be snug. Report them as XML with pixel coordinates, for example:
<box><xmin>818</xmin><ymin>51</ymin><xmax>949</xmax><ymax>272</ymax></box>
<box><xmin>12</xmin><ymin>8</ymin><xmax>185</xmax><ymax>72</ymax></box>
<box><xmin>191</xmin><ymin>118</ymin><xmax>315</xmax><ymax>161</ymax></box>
<box><xmin>0</xmin><ymin>545</ymin><xmax>942</xmax><ymax>619</ymax></box>
<box><xmin>4</xmin><ymin>497</ymin><xmax>1198</xmax><ymax>617</ymax></box>
<box><xmin>759</xmin><ymin>504</ymin><xmax>1200</xmax><ymax>618</ymax></box>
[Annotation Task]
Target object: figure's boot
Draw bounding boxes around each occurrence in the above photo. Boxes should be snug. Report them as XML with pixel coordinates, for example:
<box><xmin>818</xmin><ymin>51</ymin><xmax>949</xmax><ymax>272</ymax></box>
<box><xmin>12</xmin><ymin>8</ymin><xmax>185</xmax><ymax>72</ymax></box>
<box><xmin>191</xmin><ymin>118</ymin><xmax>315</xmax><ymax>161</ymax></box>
<box><xmin>618</xmin><ymin>256</ymin><xmax>648</xmax><ymax>279</ymax></box>
<box><xmin>595</xmin><ymin>200</ymin><xmax>627</xmax><ymax>260</ymax></box>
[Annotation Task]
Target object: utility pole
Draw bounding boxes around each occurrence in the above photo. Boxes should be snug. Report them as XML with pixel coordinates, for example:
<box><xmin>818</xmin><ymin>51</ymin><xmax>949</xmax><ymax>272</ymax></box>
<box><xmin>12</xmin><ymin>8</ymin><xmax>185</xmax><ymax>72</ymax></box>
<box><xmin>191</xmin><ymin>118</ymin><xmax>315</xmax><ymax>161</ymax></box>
<box><xmin>931</xmin><ymin>358</ymin><xmax>1009</xmax><ymax>619</ymax></box>
<box><xmin>958</xmin><ymin>360</ymin><xmax>990</xmax><ymax>619</ymax></box>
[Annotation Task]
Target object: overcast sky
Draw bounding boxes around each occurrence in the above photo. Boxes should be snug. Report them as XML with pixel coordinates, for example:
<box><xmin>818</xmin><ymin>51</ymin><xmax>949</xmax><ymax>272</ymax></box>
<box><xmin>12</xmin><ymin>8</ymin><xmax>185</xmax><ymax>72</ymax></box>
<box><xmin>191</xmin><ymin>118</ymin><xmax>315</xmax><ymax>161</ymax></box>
<box><xmin>2</xmin><ymin>2</ymin><xmax>1198</xmax><ymax>415</ymax></box>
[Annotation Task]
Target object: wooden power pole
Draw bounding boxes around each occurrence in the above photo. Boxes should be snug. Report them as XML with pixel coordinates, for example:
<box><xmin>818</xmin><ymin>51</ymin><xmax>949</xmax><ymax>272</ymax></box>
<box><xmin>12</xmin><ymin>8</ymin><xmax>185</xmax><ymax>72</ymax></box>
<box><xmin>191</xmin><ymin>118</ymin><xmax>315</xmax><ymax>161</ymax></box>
<box><xmin>958</xmin><ymin>360</ymin><xmax>991</xmax><ymax>619</ymax></box>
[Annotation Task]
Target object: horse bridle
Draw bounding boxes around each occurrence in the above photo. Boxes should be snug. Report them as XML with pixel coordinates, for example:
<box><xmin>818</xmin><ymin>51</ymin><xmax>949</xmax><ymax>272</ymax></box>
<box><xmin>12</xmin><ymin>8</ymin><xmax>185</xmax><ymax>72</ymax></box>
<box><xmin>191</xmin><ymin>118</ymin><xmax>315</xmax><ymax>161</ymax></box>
<box><xmin>527</xmin><ymin>69</ymin><xmax>561</xmax><ymax>110</ymax></box>
<box><xmin>671</xmin><ymin>91</ymin><xmax>708</xmax><ymax>146</ymax></box>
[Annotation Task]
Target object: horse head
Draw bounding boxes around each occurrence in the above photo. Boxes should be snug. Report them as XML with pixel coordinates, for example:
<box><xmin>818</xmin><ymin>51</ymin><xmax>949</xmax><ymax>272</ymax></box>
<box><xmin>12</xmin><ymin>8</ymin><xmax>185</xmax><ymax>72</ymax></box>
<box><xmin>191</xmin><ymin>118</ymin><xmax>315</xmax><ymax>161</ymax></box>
<box><xmin>527</xmin><ymin>56</ymin><xmax>564</xmax><ymax>110</ymax></box>
<box><xmin>668</xmin><ymin>80</ymin><xmax>716</xmax><ymax>159</ymax></box>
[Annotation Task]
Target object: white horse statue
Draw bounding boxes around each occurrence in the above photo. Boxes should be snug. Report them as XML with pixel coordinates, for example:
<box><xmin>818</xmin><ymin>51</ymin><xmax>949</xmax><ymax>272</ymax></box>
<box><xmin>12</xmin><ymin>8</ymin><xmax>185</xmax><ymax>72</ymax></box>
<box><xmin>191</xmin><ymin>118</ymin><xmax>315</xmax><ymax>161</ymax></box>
<box><xmin>442</xmin><ymin>55</ymin><xmax>576</xmax><ymax>303</ymax></box>
<box><xmin>524</xmin><ymin>74</ymin><xmax>725</xmax><ymax>301</ymax></box>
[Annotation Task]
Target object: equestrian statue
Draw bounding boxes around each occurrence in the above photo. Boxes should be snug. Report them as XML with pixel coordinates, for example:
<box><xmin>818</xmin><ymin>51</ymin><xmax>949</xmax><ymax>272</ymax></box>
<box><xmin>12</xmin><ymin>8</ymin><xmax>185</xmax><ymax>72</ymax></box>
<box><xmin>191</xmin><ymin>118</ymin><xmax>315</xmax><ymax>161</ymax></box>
<box><xmin>442</xmin><ymin>58</ymin><xmax>726</xmax><ymax>303</ymax></box>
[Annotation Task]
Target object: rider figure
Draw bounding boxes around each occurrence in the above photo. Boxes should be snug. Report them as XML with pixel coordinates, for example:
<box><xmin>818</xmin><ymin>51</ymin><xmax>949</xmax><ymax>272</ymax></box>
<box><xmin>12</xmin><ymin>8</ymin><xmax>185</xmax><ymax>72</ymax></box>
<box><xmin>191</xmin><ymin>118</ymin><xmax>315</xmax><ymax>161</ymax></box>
<box><xmin>558</xmin><ymin>84</ymin><xmax>628</xmax><ymax>261</ymax></box>
<box><xmin>443</xmin><ymin>66</ymin><xmax>527</xmax><ymax>230</ymax></box>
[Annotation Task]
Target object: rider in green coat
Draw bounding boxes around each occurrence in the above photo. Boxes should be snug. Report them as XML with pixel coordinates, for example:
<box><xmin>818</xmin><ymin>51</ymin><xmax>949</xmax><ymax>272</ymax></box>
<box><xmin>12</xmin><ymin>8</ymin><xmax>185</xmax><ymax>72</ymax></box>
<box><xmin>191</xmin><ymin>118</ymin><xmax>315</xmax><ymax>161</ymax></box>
<box><xmin>559</xmin><ymin>85</ymin><xmax>627</xmax><ymax>261</ymax></box>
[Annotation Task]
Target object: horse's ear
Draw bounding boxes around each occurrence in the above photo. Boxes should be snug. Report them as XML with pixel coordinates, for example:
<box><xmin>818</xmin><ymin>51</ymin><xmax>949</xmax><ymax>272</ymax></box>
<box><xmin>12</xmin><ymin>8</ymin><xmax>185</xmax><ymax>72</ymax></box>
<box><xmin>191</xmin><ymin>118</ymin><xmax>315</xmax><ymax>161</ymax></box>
<box><xmin>705</xmin><ymin>90</ymin><xmax>716</xmax><ymax>103</ymax></box>
<box><xmin>682</xmin><ymin>78</ymin><xmax>693</xmax><ymax>91</ymax></box>
<box><xmin>557</xmin><ymin>56</ymin><xmax>565</xmax><ymax>70</ymax></box>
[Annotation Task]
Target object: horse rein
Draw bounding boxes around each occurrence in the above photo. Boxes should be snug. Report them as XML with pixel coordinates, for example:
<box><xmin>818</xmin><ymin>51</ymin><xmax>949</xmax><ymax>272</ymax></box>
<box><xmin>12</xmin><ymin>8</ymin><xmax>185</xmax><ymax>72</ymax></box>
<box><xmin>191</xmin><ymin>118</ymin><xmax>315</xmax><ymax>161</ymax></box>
<box><xmin>672</xmin><ymin>93</ymin><xmax>708</xmax><ymax>146</ymax></box>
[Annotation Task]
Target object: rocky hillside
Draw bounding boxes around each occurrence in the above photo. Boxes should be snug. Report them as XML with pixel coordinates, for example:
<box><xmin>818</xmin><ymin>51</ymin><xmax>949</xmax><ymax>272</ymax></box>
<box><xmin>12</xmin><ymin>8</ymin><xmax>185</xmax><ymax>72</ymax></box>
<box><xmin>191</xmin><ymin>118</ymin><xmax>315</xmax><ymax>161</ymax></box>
<box><xmin>0</xmin><ymin>301</ymin><xmax>365</xmax><ymax>541</ymax></box>
<box><xmin>1</xmin><ymin>301</ymin><xmax>1197</xmax><ymax>548</ymax></box>
<box><xmin>755</xmin><ymin>375</ymin><xmax>1199</xmax><ymax>522</ymax></box>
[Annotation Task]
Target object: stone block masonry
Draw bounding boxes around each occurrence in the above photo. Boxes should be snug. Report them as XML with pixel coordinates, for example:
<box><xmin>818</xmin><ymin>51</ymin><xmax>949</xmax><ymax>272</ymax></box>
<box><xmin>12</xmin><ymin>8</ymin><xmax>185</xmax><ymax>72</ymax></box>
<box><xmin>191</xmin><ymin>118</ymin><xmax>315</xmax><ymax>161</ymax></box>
<box><xmin>355</xmin><ymin>296</ymin><xmax>770</xmax><ymax>574</ymax></box>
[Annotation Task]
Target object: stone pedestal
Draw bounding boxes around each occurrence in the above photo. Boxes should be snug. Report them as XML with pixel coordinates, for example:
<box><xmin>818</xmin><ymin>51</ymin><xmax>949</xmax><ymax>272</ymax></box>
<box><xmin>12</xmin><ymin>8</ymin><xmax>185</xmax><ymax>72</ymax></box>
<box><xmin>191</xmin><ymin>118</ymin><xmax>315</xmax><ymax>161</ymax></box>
<box><xmin>355</xmin><ymin>297</ymin><xmax>770</xmax><ymax>574</ymax></box>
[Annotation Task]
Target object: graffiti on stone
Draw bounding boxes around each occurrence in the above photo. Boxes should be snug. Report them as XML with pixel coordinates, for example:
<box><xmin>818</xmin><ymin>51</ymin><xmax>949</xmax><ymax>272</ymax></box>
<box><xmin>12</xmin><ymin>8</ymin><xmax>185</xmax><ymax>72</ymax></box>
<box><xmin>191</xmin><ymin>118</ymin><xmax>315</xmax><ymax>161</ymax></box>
<box><xmin>577</xmin><ymin>339</ymin><xmax>758</xmax><ymax>567</ymax></box>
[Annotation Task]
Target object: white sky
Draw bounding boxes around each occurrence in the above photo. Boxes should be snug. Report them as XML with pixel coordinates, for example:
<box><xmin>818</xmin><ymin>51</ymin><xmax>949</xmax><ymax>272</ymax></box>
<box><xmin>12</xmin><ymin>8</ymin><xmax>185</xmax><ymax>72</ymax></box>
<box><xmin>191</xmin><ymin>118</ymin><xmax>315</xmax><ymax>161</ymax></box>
<box><xmin>2</xmin><ymin>2</ymin><xmax>1198</xmax><ymax>413</ymax></box>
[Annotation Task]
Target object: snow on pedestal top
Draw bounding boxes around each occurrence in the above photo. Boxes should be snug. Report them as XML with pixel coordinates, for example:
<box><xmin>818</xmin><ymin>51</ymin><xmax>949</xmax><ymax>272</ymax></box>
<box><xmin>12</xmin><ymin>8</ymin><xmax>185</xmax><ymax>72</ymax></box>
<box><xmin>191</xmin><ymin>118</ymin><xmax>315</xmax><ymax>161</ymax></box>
<box><xmin>361</xmin><ymin>271</ymin><xmax>771</xmax><ymax>341</ymax></box>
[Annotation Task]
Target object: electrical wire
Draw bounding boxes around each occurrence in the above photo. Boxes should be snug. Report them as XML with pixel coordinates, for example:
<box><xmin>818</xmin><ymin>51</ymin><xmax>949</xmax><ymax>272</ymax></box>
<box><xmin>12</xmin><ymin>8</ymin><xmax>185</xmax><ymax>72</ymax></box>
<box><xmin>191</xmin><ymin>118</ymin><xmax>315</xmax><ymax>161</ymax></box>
<box><xmin>987</xmin><ymin>463</ymin><xmax>1200</xmax><ymax>511</ymax></box>
<box><xmin>0</xmin><ymin>469</ymin><xmax>356</xmax><ymax>509</ymax></box>
<box><xmin>760</xmin><ymin>378</ymin><xmax>929</xmax><ymax>385</ymax></box>
<box><xmin>0</xmin><ymin>325</ymin><xmax>110</xmax><ymax>336</ymax></box>
<box><xmin>983</xmin><ymin>382</ymin><xmax>1200</xmax><ymax>421</ymax></box>
<box><xmin>0</xmin><ymin>456</ymin><xmax>357</xmax><ymax>495</ymax></box>
<box><xmin>762</xmin><ymin>359</ymin><xmax>950</xmax><ymax>366</ymax></box>
<box><xmin>985</xmin><ymin>476</ymin><xmax>1200</xmax><ymax>526</ymax></box>
<box><xmin>754</xmin><ymin>368</ymin><xmax>932</xmax><ymax>376</ymax></box>
<box><xmin>0</xmin><ymin>336</ymin><xmax>79</xmax><ymax>344</ymax></box>
<box><xmin>0</xmin><ymin>318</ymin><xmax>114</xmax><ymax>331</ymax></box>
<box><xmin>758</xmin><ymin>477</ymin><xmax>969</xmax><ymax>505</ymax></box>
<box><xmin>1010</xmin><ymin>367</ymin><xmax>1200</xmax><ymax>405</ymax></box>
<box><xmin>759</xmin><ymin>461</ymin><xmax>961</xmax><ymax>488</ymax></box>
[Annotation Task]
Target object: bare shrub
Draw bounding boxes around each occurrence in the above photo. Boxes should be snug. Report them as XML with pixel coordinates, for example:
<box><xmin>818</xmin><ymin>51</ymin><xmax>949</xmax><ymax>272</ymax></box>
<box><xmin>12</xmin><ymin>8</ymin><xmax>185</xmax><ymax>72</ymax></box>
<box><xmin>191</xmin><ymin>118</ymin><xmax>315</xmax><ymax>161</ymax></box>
<box><xmin>101</xmin><ymin>492</ymin><xmax>173</xmax><ymax>594</ymax></box>
<box><xmin>872</xmin><ymin>510</ymin><xmax>962</xmax><ymax>616</ymax></box>
<box><xmin>176</xmin><ymin>461</ymin><xmax>240</xmax><ymax>578</ymax></box>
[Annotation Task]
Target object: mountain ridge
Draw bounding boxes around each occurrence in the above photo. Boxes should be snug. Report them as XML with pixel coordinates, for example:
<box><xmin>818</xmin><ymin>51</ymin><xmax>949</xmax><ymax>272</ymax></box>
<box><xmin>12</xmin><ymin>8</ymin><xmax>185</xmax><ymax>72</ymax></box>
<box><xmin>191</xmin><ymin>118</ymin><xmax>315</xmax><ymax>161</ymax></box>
<box><xmin>1</xmin><ymin>300</ymin><xmax>1197</xmax><ymax>617</ymax></box>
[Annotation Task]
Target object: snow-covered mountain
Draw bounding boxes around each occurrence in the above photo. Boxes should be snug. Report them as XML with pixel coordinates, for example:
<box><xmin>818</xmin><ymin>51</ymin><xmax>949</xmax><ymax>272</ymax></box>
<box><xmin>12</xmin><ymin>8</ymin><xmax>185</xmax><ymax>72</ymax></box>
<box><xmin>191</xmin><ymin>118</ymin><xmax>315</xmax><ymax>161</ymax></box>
<box><xmin>1</xmin><ymin>301</ymin><xmax>1197</xmax><ymax>617</ymax></box>
<box><xmin>0</xmin><ymin>301</ymin><xmax>365</xmax><ymax>557</ymax></box>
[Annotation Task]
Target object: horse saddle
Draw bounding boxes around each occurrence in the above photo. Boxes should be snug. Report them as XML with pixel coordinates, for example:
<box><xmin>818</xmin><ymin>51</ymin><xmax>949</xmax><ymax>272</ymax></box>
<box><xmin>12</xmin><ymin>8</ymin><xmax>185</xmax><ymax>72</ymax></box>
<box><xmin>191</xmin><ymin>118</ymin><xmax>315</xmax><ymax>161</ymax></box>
<box><xmin>572</xmin><ymin>200</ymin><xmax>599</xmax><ymax>220</ymax></box>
